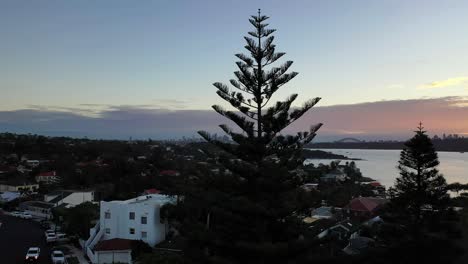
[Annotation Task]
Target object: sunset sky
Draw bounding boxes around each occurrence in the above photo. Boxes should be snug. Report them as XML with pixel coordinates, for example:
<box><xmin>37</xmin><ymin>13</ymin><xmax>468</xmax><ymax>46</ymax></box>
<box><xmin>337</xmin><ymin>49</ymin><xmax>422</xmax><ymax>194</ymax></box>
<box><xmin>1</xmin><ymin>0</ymin><xmax>468</xmax><ymax>140</ymax></box>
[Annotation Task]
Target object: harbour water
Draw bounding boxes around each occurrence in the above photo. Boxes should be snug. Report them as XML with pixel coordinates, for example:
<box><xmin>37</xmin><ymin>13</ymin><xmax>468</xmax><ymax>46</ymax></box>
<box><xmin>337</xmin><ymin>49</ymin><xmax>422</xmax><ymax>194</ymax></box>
<box><xmin>305</xmin><ymin>149</ymin><xmax>468</xmax><ymax>188</ymax></box>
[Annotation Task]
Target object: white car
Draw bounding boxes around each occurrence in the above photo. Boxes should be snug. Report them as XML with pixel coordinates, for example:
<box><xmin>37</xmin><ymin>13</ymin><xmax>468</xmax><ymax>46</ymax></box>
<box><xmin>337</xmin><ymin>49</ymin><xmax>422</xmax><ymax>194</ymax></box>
<box><xmin>20</xmin><ymin>212</ymin><xmax>33</xmax><ymax>219</ymax></box>
<box><xmin>46</xmin><ymin>232</ymin><xmax>57</xmax><ymax>243</ymax></box>
<box><xmin>25</xmin><ymin>247</ymin><xmax>40</xmax><ymax>262</ymax></box>
<box><xmin>10</xmin><ymin>211</ymin><xmax>22</xmax><ymax>217</ymax></box>
<box><xmin>56</xmin><ymin>232</ymin><xmax>67</xmax><ymax>240</ymax></box>
<box><xmin>51</xmin><ymin>250</ymin><xmax>66</xmax><ymax>264</ymax></box>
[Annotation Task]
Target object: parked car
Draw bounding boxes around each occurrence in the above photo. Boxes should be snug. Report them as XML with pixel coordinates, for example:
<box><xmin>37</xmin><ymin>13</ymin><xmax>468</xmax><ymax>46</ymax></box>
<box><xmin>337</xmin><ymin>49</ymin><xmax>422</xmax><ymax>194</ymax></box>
<box><xmin>51</xmin><ymin>250</ymin><xmax>66</xmax><ymax>264</ymax></box>
<box><xmin>10</xmin><ymin>211</ymin><xmax>22</xmax><ymax>217</ymax></box>
<box><xmin>55</xmin><ymin>233</ymin><xmax>68</xmax><ymax>242</ymax></box>
<box><xmin>19</xmin><ymin>212</ymin><xmax>33</xmax><ymax>219</ymax></box>
<box><xmin>46</xmin><ymin>232</ymin><xmax>57</xmax><ymax>243</ymax></box>
<box><xmin>25</xmin><ymin>247</ymin><xmax>40</xmax><ymax>262</ymax></box>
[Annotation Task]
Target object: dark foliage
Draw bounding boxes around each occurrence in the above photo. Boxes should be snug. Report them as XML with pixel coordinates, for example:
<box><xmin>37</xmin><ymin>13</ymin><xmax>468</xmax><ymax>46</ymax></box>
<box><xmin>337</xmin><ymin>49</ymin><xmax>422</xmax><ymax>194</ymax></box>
<box><xmin>171</xmin><ymin>10</ymin><xmax>323</xmax><ymax>263</ymax></box>
<box><xmin>388</xmin><ymin>124</ymin><xmax>449</xmax><ymax>237</ymax></box>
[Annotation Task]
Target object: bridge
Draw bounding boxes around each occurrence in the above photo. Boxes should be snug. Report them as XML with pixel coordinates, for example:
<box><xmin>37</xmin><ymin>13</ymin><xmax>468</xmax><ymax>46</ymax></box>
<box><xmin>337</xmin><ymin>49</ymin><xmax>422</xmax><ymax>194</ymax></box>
<box><xmin>335</xmin><ymin>138</ymin><xmax>363</xmax><ymax>143</ymax></box>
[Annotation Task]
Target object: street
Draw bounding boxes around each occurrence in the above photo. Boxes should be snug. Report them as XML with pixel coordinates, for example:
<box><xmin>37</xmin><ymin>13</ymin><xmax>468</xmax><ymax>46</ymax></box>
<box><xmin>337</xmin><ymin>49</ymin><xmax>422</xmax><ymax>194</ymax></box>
<box><xmin>0</xmin><ymin>213</ymin><xmax>51</xmax><ymax>264</ymax></box>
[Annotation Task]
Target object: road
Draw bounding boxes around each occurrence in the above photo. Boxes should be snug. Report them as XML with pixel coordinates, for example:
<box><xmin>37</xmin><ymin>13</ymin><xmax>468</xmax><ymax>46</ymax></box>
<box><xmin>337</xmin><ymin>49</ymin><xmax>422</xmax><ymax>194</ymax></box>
<box><xmin>0</xmin><ymin>212</ymin><xmax>51</xmax><ymax>264</ymax></box>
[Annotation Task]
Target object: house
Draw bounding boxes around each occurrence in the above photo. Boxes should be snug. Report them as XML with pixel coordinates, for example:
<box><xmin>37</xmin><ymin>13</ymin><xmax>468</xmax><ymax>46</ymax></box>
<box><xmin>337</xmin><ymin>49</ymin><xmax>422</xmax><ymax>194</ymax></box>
<box><xmin>92</xmin><ymin>238</ymin><xmax>133</xmax><ymax>264</ymax></box>
<box><xmin>44</xmin><ymin>190</ymin><xmax>94</xmax><ymax>208</ymax></box>
<box><xmin>360</xmin><ymin>181</ymin><xmax>386</xmax><ymax>197</ymax></box>
<box><xmin>320</xmin><ymin>171</ymin><xmax>347</xmax><ymax>183</ymax></box>
<box><xmin>0</xmin><ymin>191</ymin><xmax>20</xmax><ymax>202</ymax></box>
<box><xmin>16</xmin><ymin>165</ymin><xmax>32</xmax><ymax>173</ymax></box>
<box><xmin>35</xmin><ymin>171</ymin><xmax>61</xmax><ymax>184</ymax></box>
<box><xmin>302</xmin><ymin>183</ymin><xmax>319</xmax><ymax>191</ymax></box>
<box><xmin>25</xmin><ymin>160</ymin><xmax>40</xmax><ymax>167</ymax></box>
<box><xmin>0</xmin><ymin>179</ymin><xmax>39</xmax><ymax>192</ymax></box>
<box><xmin>345</xmin><ymin>197</ymin><xmax>388</xmax><ymax>220</ymax></box>
<box><xmin>143</xmin><ymin>188</ymin><xmax>161</xmax><ymax>195</ymax></box>
<box><xmin>343</xmin><ymin>236</ymin><xmax>375</xmax><ymax>255</ymax></box>
<box><xmin>84</xmin><ymin>194</ymin><xmax>176</xmax><ymax>264</ymax></box>
<box><xmin>19</xmin><ymin>201</ymin><xmax>54</xmax><ymax>219</ymax></box>
<box><xmin>317</xmin><ymin>219</ymin><xmax>359</xmax><ymax>240</ymax></box>
<box><xmin>311</xmin><ymin>206</ymin><xmax>338</xmax><ymax>219</ymax></box>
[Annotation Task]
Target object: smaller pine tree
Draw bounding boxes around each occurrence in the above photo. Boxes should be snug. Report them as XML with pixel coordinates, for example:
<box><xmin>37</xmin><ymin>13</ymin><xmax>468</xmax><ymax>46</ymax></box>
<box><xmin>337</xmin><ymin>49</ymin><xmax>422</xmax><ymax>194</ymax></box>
<box><xmin>389</xmin><ymin>123</ymin><xmax>449</xmax><ymax>236</ymax></box>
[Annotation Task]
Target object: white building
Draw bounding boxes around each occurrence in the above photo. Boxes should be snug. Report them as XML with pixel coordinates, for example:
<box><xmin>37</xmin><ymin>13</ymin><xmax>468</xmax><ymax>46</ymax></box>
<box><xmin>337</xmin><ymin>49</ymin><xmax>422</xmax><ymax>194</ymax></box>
<box><xmin>0</xmin><ymin>181</ymin><xmax>39</xmax><ymax>192</ymax></box>
<box><xmin>45</xmin><ymin>190</ymin><xmax>94</xmax><ymax>208</ymax></box>
<box><xmin>84</xmin><ymin>194</ymin><xmax>176</xmax><ymax>264</ymax></box>
<box><xmin>35</xmin><ymin>171</ymin><xmax>61</xmax><ymax>184</ymax></box>
<box><xmin>25</xmin><ymin>160</ymin><xmax>40</xmax><ymax>167</ymax></box>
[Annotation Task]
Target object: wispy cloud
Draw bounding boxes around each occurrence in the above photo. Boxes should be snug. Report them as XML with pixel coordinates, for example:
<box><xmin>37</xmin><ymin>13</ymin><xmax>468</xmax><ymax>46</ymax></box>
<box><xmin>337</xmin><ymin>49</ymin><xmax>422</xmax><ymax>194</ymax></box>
<box><xmin>2</xmin><ymin>97</ymin><xmax>468</xmax><ymax>140</ymax></box>
<box><xmin>421</xmin><ymin>77</ymin><xmax>468</xmax><ymax>89</ymax></box>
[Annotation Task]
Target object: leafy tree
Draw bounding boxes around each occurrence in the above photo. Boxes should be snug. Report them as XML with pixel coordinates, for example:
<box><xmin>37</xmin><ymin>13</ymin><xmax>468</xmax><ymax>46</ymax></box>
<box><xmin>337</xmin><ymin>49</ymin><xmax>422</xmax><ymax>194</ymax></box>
<box><xmin>174</xmin><ymin>10</ymin><xmax>323</xmax><ymax>263</ymax></box>
<box><xmin>388</xmin><ymin>123</ymin><xmax>449</xmax><ymax>237</ymax></box>
<box><xmin>54</xmin><ymin>202</ymin><xmax>99</xmax><ymax>239</ymax></box>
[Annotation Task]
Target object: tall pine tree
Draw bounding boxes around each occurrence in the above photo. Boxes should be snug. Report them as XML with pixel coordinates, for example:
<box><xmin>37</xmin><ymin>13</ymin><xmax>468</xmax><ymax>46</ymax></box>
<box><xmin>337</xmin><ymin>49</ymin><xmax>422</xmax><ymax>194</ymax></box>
<box><xmin>389</xmin><ymin>123</ymin><xmax>449</xmax><ymax>237</ymax></box>
<box><xmin>172</xmin><ymin>10</ymin><xmax>323</xmax><ymax>263</ymax></box>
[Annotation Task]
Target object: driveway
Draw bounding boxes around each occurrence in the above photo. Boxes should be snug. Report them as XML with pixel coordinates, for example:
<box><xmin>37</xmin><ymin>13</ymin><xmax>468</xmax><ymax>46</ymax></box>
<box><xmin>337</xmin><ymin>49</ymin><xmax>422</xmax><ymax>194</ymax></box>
<box><xmin>0</xmin><ymin>214</ymin><xmax>51</xmax><ymax>264</ymax></box>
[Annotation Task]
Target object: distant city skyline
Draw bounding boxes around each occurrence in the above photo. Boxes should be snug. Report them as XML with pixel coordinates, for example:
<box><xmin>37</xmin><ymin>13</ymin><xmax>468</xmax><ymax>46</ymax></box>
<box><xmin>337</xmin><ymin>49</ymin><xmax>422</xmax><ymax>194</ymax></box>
<box><xmin>1</xmin><ymin>0</ymin><xmax>468</xmax><ymax>139</ymax></box>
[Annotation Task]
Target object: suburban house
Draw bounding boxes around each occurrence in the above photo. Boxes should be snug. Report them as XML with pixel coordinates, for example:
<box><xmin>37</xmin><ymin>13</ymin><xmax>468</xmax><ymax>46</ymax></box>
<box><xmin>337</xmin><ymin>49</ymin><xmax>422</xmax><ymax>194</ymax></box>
<box><xmin>142</xmin><ymin>188</ymin><xmax>161</xmax><ymax>195</ymax></box>
<box><xmin>92</xmin><ymin>238</ymin><xmax>133</xmax><ymax>264</ymax></box>
<box><xmin>44</xmin><ymin>190</ymin><xmax>94</xmax><ymax>208</ymax></box>
<box><xmin>343</xmin><ymin>236</ymin><xmax>375</xmax><ymax>255</ymax></box>
<box><xmin>19</xmin><ymin>201</ymin><xmax>54</xmax><ymax>219</ymax></box>
<box><xmin>344</xmin><ymin>197</ymin><xmax>388</xmax><ymax>220</ymax></box>
<box><xmin>0</xmin><ymin>179</ymin><xmax>39</xmax><ymax>192</ymax></box>
<box><xmin>302</xmin><ymin>183</ymin><xmax>319</xmax><ymax>191</ymax></box>
<box><xmin>0</xmin><ymin>191</ymin><xmax>20</xmax><ymax>202</ymax></box>
<box><xmin>25</xmin><ymin>160</ymin><xmax>40</xmax><ymax>167</ymax></box>
<box><xmin>84</xmin><ymin>194</ymin><xmax>176</xmax><ymax>264</ymax></box>
<box><xmin>311</xmin><ymin>206</ymin><xmax>338</xmax><ymax>219</ymax></box>
<box><xmin>35</xmin><ymin>171</ymin><xmax>61</xmax><ymax>184</ymax></box>
<box><xmin>360</xmin><ymin>181</ymin><xmax>386</xmax><ymax>197</ymax></box>
<box><xmin>317</xmin><ymin>219</ymin><xmax>359</xmax><ymax>240</ymax></box>
<box><xmin>320</xmin><ymin>170</ymin><xmax>347</xmax><ymax>183</ymax></box>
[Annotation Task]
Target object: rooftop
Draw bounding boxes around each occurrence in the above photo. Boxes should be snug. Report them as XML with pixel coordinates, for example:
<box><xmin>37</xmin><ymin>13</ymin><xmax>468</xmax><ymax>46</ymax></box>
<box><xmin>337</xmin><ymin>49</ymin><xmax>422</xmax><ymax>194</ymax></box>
<box><xmin>94</xmin><ymin>238</ymin><xmax>133</xmax><ymax>251</ymax></box>
<box><xmin>346</xmin><ymin>197</ymin><xmax>388</xmax><ymax>212</ymax></box>
<box><xmin>109</xmin><ymin>194</ymin><xmax>176</xmax><ymax>205</ymax></box>
<box><xmin>23</xmin><ymin>201</ymin><xmax>55</xmax><ymax>209</ymax></box>
<box><xmin>37</xmin><ymin>171</ymin><xmax>57</xmax><ymax>177</ymax></box>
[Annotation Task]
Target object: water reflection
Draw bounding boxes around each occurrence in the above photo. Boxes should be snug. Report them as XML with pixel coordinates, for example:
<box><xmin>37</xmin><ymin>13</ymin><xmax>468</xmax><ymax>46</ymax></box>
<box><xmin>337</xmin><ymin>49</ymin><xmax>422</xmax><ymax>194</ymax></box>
<box><xmin>305</xmin><ymin>149</ymin><xmax>468</xmax><ymax>188</ymax></box>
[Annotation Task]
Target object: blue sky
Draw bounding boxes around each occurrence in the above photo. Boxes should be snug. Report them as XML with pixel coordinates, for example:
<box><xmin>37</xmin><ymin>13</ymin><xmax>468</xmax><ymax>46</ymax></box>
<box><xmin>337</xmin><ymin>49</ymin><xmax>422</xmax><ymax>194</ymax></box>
<box><xmin>1</xmin><ymin>0</ymin><xmax>468</xmax><ymax>139</ymax></box>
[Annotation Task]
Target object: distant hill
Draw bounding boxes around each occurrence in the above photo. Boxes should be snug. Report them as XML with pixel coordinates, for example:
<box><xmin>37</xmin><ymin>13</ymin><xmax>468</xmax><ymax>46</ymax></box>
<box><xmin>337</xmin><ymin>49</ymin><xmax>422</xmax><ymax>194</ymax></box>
<box><xmin>302</xmin><ymin>149</ymin><xmax>361</xmax><ymax>160</ymax></box>
<box><xmin>309</xmin><ymin>137</ymin><xmax>468</xmax><ymax>152</ymax></box>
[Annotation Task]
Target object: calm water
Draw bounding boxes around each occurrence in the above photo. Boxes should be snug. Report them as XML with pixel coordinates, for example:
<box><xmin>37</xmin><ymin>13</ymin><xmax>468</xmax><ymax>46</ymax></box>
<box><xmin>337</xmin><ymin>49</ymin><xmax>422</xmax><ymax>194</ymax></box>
<box><xmin>305</xmin><ymin>149</ymin><xmax>468</xmax><ymax>188</ymax></box>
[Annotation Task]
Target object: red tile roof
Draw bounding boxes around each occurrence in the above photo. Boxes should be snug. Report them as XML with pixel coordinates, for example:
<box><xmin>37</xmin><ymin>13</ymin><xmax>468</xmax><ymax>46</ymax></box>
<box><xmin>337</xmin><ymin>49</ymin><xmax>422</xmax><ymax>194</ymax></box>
<box><xmin>144</xmin><ymin>188</ymin><xmax>161</xmax><ymax>194</ymax></box>
<box><xmin>94</xmin><ymin>238</ymin><xmax>133</xmax><ymax>251</ymax></box>
<box><xmin>38</xmin><ymin>171</ymin><xmax>57</xmax><ymax>177</ymax></box>
<box><xmin>369</xmin><ymin>181</ymin><xmax>382</xmax><ymax>187</ymax></box>
<box><xmin>346</xmin><ymin>197</ymin><xmax>387</xmax><ymax>212</ymax></box>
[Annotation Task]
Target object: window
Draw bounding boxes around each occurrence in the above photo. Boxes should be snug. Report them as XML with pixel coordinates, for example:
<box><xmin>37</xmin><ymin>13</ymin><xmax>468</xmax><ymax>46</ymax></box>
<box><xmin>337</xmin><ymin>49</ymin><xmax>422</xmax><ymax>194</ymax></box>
<box><xmin>105</xmin><ymin>212</ymin><xmax>111</xmax><ymax>219</ymax></box>
<box><xmin>129</xmin><ymin>212</ymin><xmax>135</xmax><ymax>220</ymax></box>
<box><xmin>141</xmin><ymin>231</ymin><xmax>147</xmax><ymax>238</ymax></box>
<box><xmin>141</xmin><ymin>216</ymin><xmax>147</xmax><ymax>224</ymax></box>
<box><xmin>129</xmin><ymin>228</ymin><xmax>135</xmax><ymax>235</ymax></box>
<box><xmin>105</xmin><ymin>228</ymin><xmax>110</xmax><ymax>234</ymax></box>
